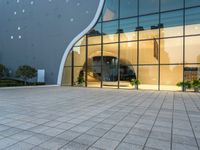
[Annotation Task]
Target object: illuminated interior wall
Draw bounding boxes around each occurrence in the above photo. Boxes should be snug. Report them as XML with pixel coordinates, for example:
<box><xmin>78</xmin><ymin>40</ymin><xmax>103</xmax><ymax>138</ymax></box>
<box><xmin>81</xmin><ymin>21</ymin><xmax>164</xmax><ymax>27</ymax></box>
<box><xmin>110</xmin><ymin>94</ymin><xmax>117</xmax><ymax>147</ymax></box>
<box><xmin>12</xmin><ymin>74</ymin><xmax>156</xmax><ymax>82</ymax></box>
<box><xmin>62</xmin><ymin>0</ymin><xmax>200</xmax><ymax>91</ymax></box>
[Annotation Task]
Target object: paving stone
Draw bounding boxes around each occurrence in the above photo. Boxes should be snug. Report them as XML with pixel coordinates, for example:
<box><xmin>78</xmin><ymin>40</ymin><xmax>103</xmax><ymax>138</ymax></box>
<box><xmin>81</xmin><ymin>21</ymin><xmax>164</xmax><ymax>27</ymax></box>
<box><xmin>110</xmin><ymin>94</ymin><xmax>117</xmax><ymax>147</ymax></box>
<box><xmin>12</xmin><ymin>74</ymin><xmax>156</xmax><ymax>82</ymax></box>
<box><xmin>103</xmin><ymin>131</ymin><xmax>126</xmax><ymax>141</ymax></box>
<box><xmin>93</xmin><ymin>138</ymin><xmax>120</xmax><ymax>150</ymax></box>
<box><xmin>172</xmin><ymin>142</ymin><xmax>199</xmax><ymax>150</ymax></box>
<box><xmin>56</xmin><ymin>130</ymin><xmax>81</xmax><ymax>141</ymax></box>
<box><xmin>123</xmin><ymin>134</ymin><xmax>147</xmax><ymax>146</ymax></box>
<box><xmin>39</xmin><ymin>137</ymin><xmax>68</xmax><ymax>150</ymax></box>
<box><xmin>4</xmin><ymin>142</ymin><xmax>35</xmax><ymax>150</ymax></box>
<box><xmin>60</xmin><ymin>141</ymin><xmax>89</xmax><ymax>150</ymax></box>
<box><xmin>86</xmin><ymin>127</ymin><xmax>107</xmax><ymax>137</ymax></box>
<box><xmin>74</xmin><ymin>134</ymin><xmax>99</xmax><ymax>146</ymax></box>
<box><xmin>24</xmin><ymin>133</ymin><xmax>52</xmax><ymax>145</ymax></box>
<box><xmin>116</xmin><ymin>142</ymin><xmax>143</xmax><ymax>150</ymax></box>
<box><xmin>0</xmin><ymin>87</ymin><xmax>199</xmax><ymax>150</ymax></box>
<box><xmin>0</xmin><ymin>138</ymin><xmax>18</xmax><ymax>149</ymax></box>
<box><xmin>146</xmin><ymin>138</ymin><xmax>170</xmax><ymax>150</ymax></box>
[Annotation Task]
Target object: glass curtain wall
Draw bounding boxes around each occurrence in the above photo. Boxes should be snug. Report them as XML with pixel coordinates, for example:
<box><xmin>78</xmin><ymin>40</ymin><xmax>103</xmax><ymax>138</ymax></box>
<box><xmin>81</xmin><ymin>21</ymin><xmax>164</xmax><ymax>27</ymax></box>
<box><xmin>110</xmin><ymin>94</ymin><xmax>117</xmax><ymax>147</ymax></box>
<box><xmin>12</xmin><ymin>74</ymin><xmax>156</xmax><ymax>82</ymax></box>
<box><xmin>62</xmin><ymin>0</ymin><xmax>200</xmax><ymax>91</ymax></box>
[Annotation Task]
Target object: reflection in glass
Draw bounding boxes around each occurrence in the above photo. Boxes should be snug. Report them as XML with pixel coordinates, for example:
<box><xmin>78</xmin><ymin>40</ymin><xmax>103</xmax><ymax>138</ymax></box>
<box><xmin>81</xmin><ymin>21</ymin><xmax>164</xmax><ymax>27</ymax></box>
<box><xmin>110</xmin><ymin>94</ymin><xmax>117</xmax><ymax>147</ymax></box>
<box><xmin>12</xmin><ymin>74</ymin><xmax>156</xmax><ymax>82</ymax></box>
<box><xmin>120</xmin><ymin>18</ymin><xmax>137</xmax><ymax>42</ymax></box>
<box><xmin>120</xmin><ymin>65</ymin><xmax>137</xmax><ymax>89</ymax></box>
<box><xmin>88</xmin><ymin>23</ymin><xmax>101</xmax><ymax>45</ymax></box>
<box><xmin>139</xmin><ymin>0</ymin><xmax>159</xmax><ymax>15</ymax></box>
<box><xmin>62</xmin><ymin>67</ymin><xmax>72</xmax><ymax>86</ymax></box>
<box><xmin>103</xmin><ymin>21</ymin><xmax>118</xmax><ymax>43</ymax></box>
<box><xmin>161</xmin><ymin>0</ymin><xmax>183</xmax><ymax>12</ymax></box>
<box><xmin>139</xmin><ymin>65</ymin><xmax>158</xmax><ymax>90</ymax></box>
<box><xmin>139</xmin><ymin>40</ymin><xmax>159</xmax><ymax>64</ymax></box>
<box><xmin>73</xmin><ymin>46</ymin><xmax>86</xmax><ymax>66</ymax></box>
<box><xmin>103</xmin><ymin>0</ymin><xmax>118</xmax><ymax>21</ymax></box>
<box><xmin>102</xmin><ymin>44</ymin><xmax>118</xmax><ymax>88</ymax></box>
<box><xmin>185</xmin><ymin>36</ymin><xmax>200</xmax><ymax>64</ymax></box>
<box><xmin>184</xmin><ymin>65</ymin><xmax>200</xmax><ymax>82</ymax></box>
<box><xmin>185</xmin><ymin>8</ymin><xmax>200</xmax><ymax>35</ymax></box>
<box><xmin>139</xmin><ymin>14</ymin><xmax>159</xmax><ymax>40</ymax></box>
<box><xmin>160</xmin><ymin>38</ymin><xmax>183</xmax><ymax>64</ymax></box>
<box><xmin>103</xmin><ymin>43</ymin><xmax>118</xmax><ymax>61</ymax></box>
<box><xmin>102</xmin><ymin>65</ymin><xmax>118</xmax><ymax>88</ymax></box>
<box><xmin>185</xmin><ymin>0</ymin><xmax>200</xmax><ymax>7</ymax></box>
<box><xmin>87</xmin><ymin>66</ymin><xmax>101</xmax><ymax>88</ymax></box>
<box><xmin>74</xmin><ymin>36</ymin><xmax>86</xmax><ymax>46</ymax></box>
<box><xmin>74</xmin><ymin>67</ymin><xmax>85</xmax><ymax>86</ymax></box>
<box><xmin>160</xmin><ymin>65</ymin><xmax>183</xmax><ymax>91</ymax></box>
<box><xmin>160</xmin><ymin>11</ymin><xmax>183</xmax><ymax>38</ymax></box>
<box><xmin>120</xmin><ymin>0</ymin><xmax>137</xmax><ymax>18</ymax></box>
<box><xmin>88</xmin><ymin>45</ymin><xmax>101</xmax><ymax>66</ymax></box>
<box><xmin>120</xmin><ymin>42</ymin><xmax>137</xmax><ymax>65</ymax></box>
<box><xmin>62</xmin><ymin>1</ymin><xmax>200</xmax><ymax>92</ymax></box>
<box><xmin>65</xmin><ymin>51</ymin><xmax>72</xmax><ymax>66</ymax></box>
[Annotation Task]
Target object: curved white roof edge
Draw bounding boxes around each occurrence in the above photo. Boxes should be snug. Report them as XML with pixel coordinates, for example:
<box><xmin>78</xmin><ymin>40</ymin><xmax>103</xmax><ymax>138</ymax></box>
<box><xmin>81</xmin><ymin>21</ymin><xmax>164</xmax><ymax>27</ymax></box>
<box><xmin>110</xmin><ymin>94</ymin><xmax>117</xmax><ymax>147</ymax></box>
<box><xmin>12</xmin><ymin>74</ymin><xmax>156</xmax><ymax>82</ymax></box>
<box><xmin>57</xmin><ymin>0</ymin><xmax>105</xmax><ymax>85</ymax></box>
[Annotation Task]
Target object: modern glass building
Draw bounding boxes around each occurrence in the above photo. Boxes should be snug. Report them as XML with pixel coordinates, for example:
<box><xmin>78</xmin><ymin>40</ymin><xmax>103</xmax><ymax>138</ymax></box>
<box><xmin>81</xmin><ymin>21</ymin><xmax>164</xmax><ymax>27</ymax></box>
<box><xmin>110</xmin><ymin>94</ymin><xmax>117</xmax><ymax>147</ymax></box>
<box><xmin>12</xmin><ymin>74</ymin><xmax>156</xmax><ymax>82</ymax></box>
<box><xmin>62</xmin><ymin>0</ymin><xmax>200</xmax><ymax>91</ymax></box>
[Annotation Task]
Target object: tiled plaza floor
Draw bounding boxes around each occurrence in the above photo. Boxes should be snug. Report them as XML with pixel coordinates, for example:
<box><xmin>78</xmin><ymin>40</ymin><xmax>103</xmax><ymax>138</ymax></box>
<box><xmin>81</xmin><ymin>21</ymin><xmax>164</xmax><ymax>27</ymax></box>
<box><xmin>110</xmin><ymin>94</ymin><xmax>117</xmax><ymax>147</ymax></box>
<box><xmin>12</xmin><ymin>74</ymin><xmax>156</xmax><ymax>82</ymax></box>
<box><xmin>0</xmin><ymin>86</ymin><xmax>199</xmax><ymax>150</ymax></box>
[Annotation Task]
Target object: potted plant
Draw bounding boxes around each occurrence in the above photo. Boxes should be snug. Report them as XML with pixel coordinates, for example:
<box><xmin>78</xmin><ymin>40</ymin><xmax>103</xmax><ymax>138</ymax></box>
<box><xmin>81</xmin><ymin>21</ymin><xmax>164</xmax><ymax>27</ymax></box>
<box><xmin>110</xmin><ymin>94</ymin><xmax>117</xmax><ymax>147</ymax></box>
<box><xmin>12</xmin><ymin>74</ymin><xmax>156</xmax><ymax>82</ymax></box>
<box><xmin>176</xmin><ymin>81</ymin><xmax>191</xmax><ymax>91</ymax></box>
<box><xmin>191</xmin><ymin>80</ymin><xmax>200</xmax><ymax>92</ymax></box>
<box><xmin>130</xmin><ymin>79</ymin><xmax>140</xmax><ymax>89</ymax></box>
<box><xmin>76</xmin><ymin>71</ymin><xmax>85</xmax><ymax>86</ymax></box>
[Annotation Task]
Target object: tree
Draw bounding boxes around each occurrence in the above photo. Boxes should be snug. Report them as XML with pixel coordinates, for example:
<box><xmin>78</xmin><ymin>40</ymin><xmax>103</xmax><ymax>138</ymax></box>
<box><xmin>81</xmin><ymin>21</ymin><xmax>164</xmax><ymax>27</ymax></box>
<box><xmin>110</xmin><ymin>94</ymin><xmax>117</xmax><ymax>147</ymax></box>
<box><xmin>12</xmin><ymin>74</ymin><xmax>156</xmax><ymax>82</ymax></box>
<box><xmin>16</xmin><ymin>65</ymin><xmax>37</xmax><ymax>85</ymax></box>
<box><xmin>0</xmin><ymin>64</ymin><xmax>7</xmax><ymax>79</ymax></box>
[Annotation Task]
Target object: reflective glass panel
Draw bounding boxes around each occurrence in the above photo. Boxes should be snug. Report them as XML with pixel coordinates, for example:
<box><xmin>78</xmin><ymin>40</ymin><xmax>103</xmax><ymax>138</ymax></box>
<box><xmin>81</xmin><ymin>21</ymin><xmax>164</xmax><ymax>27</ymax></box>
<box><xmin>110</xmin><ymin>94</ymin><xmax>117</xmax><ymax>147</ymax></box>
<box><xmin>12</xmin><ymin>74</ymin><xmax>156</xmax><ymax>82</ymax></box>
<box><xmin>184</xmin><ymin>64</ymin><xmax>200</xmax><ymax>82</ymax></box>
<box><xmin>120</xmin><ymin>0</ymin><xmax>137</xmax><ymax>18</ymax></box>
<box><xmin>120</xmin><ymin>65</ymin><xmax>137</xmax><ymax>89</ymax></box>
<box><xmin>139</xmin><ymin>65</ymin><xmax>158</xmax><ymax>90</ymax></box>
<box><xmin>88</xmin><ymin>45</ymin><xmax>101</xmax><ymax>66</ymax></box>
<box><xmin>73</xmin><ymin>46</ymin><xmax>86</xmax><ymax>66</ymax></box>
<box><xmin>102</xmin><ymin>43</ymin><xmax>118</xmax><ymax>88</ymax></box>
<box><xmin>160</xmin><ymin>65</ymin><xmax>183</xmax><ymax>91</ymax></box>
<box><xmin>139</xmin><ymin>14</ymin><xmax>159</xmax><ymax>40</ymax></box>
<box><xmin>160</xmin><ymin>10</ymin><xmax>183</xmax><ymax>38</ymax></box>
<box><xmin>185</xmin><ymin>8</ymin><xmax>200</xmax><ymax>35</ymax></box>
<box><xmin>103</xmin><ymin>21</ymin><xmax>118</xmax><ymax>43</ymax></box>
<box><xmin>62</xmin><ymin>67</ymin><xmax>72</xmax><ymax>86</ymax></box>
<box><xmin>161</xmin><ymin>0</ymin><xmax>183</xmax><ymax>12</ymax></box>
<box><xmin>65</xmin><ymin>51</ymin><xmax>72</xmax><ymax>66</ymax></box>
<box><xmin>185</xmin><ymin>0</ymin><xmax>200</xmax><ymax>7</ymax></box>
<box><xmin>139</xmin><ymin>0</ymin><xmax>159</xmax><ymax>15</ymax></box>
<box><xmin>74</xmin><ymin>36</ymin><xmax>86</xmax><ymax>46</ymax></box>
<box><xmin>120</xmin><ymin>18</ymin><xmax>138</xmax><ymax>42</ymax></box>
<box><xmin>103</xmin><ymin>0</ymin><xmax>119</xmax><ymax>21</ymax></box>
<box><xmin>185</xmin><ymin>36</ymin><xmax>200</xmax><ymax>63</ymax></box>
<box><xmin>139</xmin><ymin>40</ymin><xmax>159</xmax><ymax>64</ymax></box>
<box><xmin>160</xmin><ymin>38</ymin><xmax>183</xmax><ymax>64</ymax></box>
<box><xmin>74</xmin><ymin>67</ymin><xmax>85</xmax><ymax>86</ymax></box>
<box><xmin>87</xmin><ymin>66</ymin><xmax>101</xmax><ymax>88</ymax></box>
<box><xmin>120</xmin><ymin>42</ymin><xmax>137</xmax><ymax>65</ymax></box>
<box><xmin>88</xmin><ymin>23</ymin><xmax>101</xmax><ymax>45</ymax></box>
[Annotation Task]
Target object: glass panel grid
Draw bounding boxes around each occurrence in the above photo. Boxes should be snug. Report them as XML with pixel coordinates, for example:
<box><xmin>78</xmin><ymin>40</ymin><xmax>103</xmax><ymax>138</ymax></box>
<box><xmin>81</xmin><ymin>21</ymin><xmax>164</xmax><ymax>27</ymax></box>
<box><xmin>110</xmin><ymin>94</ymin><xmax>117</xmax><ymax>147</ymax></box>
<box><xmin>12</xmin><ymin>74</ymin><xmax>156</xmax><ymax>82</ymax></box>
<box><xmin>62</xmin><ymin>0</ymin><xmax>200</xmax><ymax>91</ymax></box>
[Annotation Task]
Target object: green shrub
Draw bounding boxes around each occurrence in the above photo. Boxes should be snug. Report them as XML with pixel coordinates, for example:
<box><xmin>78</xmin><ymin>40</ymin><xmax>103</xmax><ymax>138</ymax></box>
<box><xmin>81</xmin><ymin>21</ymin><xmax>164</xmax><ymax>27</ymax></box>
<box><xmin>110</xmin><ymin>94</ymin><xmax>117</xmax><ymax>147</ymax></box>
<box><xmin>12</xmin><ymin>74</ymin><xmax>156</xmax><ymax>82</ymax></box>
<box><xmin>16</xmin><ymin>65</ymin><xmax>37</xmax><ymax>85</ymax></box>
<box><xmin>130</xmin><ymin>79</ymin><xmax>141</xmax><ymax>86</ymax></box>
<box><xmin>76</xmin><ymin>70</ymin><xmax>85</xmax><ymax>85</ymax></box>
<box><xmin>0</xmin><ymin>79</ymin><xmax>24</xmax><ymax>87</ymax></box>
<box><xmin>176</xmin><ymin>81</ymin><xmax>191</xmax><ymax>91</ymax></box>
<box><xmin>0</xmin><ymin>64</ymin><xmax>7</xmax><ymax>79</ymax></box>
<box><xmin>191</xmin><ymin>80</ymin><xmax>200</xmax><ymax>92</ymax></box>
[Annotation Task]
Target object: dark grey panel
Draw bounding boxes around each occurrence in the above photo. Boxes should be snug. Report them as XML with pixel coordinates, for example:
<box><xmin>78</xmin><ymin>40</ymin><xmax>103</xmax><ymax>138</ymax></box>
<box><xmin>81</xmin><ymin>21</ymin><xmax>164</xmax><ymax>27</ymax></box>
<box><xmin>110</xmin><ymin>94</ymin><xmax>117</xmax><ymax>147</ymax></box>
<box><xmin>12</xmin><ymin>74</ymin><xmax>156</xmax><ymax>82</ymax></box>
<box><xmin>0</xmin><ymin>0</ymin><xmax>100</xmax><ymax>84</ymax></box>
